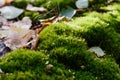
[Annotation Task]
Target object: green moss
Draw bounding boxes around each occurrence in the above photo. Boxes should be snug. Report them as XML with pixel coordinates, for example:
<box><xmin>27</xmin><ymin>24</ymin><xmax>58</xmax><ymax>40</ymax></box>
<box><xmin>1</xmin><ymin>2</ymin><xmax>120</xmax><ymax>80</ymax></box>
<box><xmin>1</xmin><ymin>53</ymin><xmax>120</xmax><ymax>80</ymax></box>
<box><xmin>20</xmin><ymin>11</ymin><xmax>40</xmax><ymax>21</ymax></box>
<box><xmin>84</xmin><ymin>12</ymin><xmax>120</xmax><ymax>33</ymax></box>
<box><xmin>14</xmin><ymin>0</ymin><xmax>75</xmax><ymax>9</ymax></box>
<box><xmin>89</xmin><ymin>0</ymin><xmax>107</xmax><ymax>4</ymax></box>
<box><xmin>68</xmin><ymin>15</ymin><xmax>120</xmax><ymax>60</ymax></box>
<box><xmin>37</xmin><ymin>4</ymin><xmax>120</xmax><ymax>77</ymax></box>
<box><xmin>42</xmin><ymin>16</ymin><xmax>120</xmax><ymax>60</ymax></box>
<box><xmin>0</xmin><ymin>49</ymin><xmax>74</xmax><ymax>80</ymax></box>
<box><xmin>14</xmin><ymin>0</ymin><xmax>29</xmax><ymax>8</ymax></box>
<box><xmin>37</xmin><ymin>22</ymin><xmax>120</xmax><ymax>80</ymax></box>
<box><xmin>0</xmin><ymin>49</ymin><xmax>47</xmax><ymax>72</ymax></box>
<box><xmin>75</xmin><ymin>71</ymin><xmax>96</xmax><ymax>80</ymax></box>
<box><xmin>38</xmin><ymin>23</ymin><xmax>96</xmax><ymax>69</ymax></box>
<box><xmin>88</xmin><ymin>58</ymin><xmax>120</xmax><ymax>80</ymax></box>
<box><xmin>0</xmin><ymin>71</ymin><xmax>37</xmax><ymax>80</ymax></box>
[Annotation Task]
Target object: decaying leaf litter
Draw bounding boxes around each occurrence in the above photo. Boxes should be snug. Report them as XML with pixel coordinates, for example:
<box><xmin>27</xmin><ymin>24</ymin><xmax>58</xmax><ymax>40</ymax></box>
<box><xmin>0</xmin><ymin>0</ymin><xmax>60</xmax><ymax>56</ymax></box>
<box><xmin>0</xmin><ymin>0</ymin><xmax>106</xmax><ymax>57</ymax></box>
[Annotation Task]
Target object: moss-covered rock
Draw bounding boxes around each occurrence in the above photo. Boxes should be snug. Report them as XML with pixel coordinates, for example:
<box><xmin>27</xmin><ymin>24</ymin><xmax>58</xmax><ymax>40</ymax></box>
<box><xmin>37</xmin><ymin>23</ymin><xmax>95</xmax><ymax>69</ymax></box>
<box><xmin>38</xmin><ymin>13</ymin><xmax>120</xmax><ymax>60</ymax></box>
<box><xmin>37</xmin><ymin>22</ymin><xmax>120</xmax><ymax>80</ymax></box>
<box><xmin>37</xmin><ymin>4</ymin><xmax>120</xmax><ymax>78</ymax></box>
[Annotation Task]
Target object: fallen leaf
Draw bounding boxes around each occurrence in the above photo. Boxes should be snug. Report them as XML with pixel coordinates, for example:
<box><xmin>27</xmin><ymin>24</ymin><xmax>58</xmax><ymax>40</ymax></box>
<box><xmin>75</xmin><ymin>0</ymin><xmax>89</xmax><ymax>9</ymax></box>
<box><xmin>88</xmin><ymin>47</ymin><xmax>105</xmax><ymax>57</ymax></box>
<box><xmin>60</xmin><ymin>8</ymin><xmax>76</xmax><ymax>20</ymax></box>
<box><xmin>26</xmin><ymin>4</ymin><xmax>46</xmax><ymax>12</ymax></box>
<box><xmin>4</xmin><ymin>27</ymin><xmax>35</xmax><ymax>50</ymax></box>
<box><xmin>20</xmin><ymin>30</ymin><xmax>38</xmax><ymax>49</ymax></box>
<box><xmin>1</xmin><ymin>17</ymin><xmax>32</xmax><ymax>50</ymax></box>
<box><xmin>10</xmin><ymin>17</ymin><xmax>32</xmax><ymax>30</ymax></box>
<box><xmin>0</xmin><ymin>6</ymin><xmax>24</xmax><ymax>19</ymax></box>
<box><xmin>0</xmin><ymin>16</ymin><xmax>39</xmax><ymax>50</ymax></box>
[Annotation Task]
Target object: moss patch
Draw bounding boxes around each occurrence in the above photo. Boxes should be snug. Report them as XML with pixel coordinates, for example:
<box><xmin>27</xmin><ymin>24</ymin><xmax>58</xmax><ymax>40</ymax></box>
<box><xmin>0</xmin><ymin>49</ymin><xmax>74</xmax><ymax>80</ymax></box>
<box><xmin>37</xmin><ymin>22</ymin><xmax>120</xmax><ymax>80</ymax></box>
<box><xmin>36</xmin><ymin>3</ymin><xmax>120</xmax><ymax>79</ymax></box>
<box><xmin>1</xmin><ymin>2</ymin><xmax>120</xmax><ymax>80</ymax></box>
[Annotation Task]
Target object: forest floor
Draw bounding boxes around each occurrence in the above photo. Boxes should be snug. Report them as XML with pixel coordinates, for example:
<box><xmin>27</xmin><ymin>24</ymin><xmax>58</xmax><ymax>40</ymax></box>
<box><xmin>0</xmin><ymin>0</ymin><xmax>120</xmax><ymax>80</ymax></box>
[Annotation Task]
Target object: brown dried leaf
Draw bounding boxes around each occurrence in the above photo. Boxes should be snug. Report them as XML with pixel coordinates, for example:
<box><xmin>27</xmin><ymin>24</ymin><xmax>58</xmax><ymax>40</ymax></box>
<box><xmin>4</xmin><ymin>27</ymin><xmax>36</xmax><ymax>50</ymax></box>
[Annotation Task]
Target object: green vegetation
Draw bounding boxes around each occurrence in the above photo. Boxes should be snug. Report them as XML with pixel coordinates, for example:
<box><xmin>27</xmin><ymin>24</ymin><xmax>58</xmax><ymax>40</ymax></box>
<box><xmin>14</xmin><ymin>0</ymin><xmax>75</xmax><ymax>9</ymax></box>
<box><xmin>0</xmin><ymin>49</ymin><xmax>74</xmax><ymax>80</ymax></box>
<box><xmin>0</xmin><ymin>1</ymin><xmax>120</xmax><ymax>80</ymax></box>
<box><xmin>37</xmin><ymin>2</ymin><xmax>120</xmax><ymax>80</ymax></box>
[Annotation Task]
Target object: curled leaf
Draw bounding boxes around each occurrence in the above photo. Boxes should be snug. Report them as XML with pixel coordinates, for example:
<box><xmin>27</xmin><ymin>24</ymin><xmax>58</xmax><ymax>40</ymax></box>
<box><xmin>60</xmin><ymin>8</ymin><xmax>76</xmax><ymax>20</ymax></box>
<box><xmin>89</xmin><ymin>47</ymin><xmax>105</xmax><ymax>57</ymax></box>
